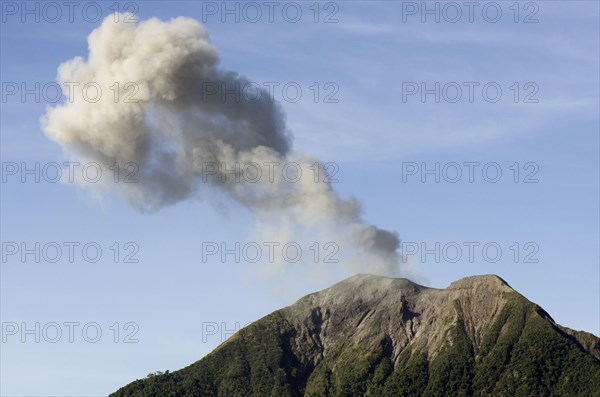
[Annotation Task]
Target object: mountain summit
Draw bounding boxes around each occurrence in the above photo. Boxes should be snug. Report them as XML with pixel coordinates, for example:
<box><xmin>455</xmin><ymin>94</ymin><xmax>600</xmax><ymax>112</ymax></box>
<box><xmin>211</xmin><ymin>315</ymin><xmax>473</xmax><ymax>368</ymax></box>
<box><xmin>112</xmin><ymin>274</ymin><xmax>600</xmax><ymax>396</ymax></box>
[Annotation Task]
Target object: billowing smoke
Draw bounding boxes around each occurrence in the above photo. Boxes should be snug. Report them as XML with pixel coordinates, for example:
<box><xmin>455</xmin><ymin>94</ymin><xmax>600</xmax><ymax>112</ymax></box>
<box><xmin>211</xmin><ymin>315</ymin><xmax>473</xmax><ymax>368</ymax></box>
<box><xmin>42</xmin><ymin>14</ymin><xmax>402</xmax><ymax>276</ymax></box>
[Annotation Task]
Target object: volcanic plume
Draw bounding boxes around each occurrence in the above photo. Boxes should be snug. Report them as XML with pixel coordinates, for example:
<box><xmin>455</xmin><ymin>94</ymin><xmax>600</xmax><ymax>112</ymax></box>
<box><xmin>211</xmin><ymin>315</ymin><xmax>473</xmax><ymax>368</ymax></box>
<box><xmin>42</xmin><ymin>14</ymin><xmax>402</xmax><ymax>276</ymax></box>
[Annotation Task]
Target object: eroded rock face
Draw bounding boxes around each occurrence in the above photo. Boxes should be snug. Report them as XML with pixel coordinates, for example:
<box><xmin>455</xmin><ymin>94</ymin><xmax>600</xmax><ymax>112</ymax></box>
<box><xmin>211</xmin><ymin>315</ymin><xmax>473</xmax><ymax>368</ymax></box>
<box><xmin>111</xmin><ymin>274</ymin><xmax>600</xmax><ymax>397</ymax></box>
<box><xmin>283</xmin><ymin>274</ymin><xmax>528</xmax><ymax>363</ymax></box>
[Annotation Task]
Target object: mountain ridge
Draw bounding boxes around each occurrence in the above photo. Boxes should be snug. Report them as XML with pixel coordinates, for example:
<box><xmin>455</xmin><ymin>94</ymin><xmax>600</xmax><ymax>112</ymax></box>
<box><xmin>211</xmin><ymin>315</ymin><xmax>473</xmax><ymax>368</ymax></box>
<box><xmin>112</xmin><ymin>274</ymin><xmax>600</xmax><ymax>397</ymax></box>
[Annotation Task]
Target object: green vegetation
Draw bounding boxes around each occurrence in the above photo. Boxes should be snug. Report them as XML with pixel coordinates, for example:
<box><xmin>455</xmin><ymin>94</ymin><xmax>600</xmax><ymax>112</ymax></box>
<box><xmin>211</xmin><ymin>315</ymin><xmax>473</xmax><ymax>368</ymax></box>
<box><xmin>111</xmin><ymin>294</ymin><xmax>600</xmax><ymax>397</ymax></box>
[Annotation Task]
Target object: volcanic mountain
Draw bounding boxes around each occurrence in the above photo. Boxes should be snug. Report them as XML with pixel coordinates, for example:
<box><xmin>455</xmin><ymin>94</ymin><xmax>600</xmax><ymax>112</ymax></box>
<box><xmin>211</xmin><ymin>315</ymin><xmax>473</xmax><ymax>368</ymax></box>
<box><xmin>111</xmin><ymin>274</ymin><xmax>600</xmax><ymax>396</ymax></box>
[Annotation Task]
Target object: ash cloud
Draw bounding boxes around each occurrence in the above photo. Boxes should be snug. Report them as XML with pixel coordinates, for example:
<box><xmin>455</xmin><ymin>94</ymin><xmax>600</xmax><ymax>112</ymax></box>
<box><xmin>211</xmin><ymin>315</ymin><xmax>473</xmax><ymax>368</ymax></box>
<box><xmin>42</xmin><ymin>14</ymin><xmax>402</xmax><ymax>276</ymax></box>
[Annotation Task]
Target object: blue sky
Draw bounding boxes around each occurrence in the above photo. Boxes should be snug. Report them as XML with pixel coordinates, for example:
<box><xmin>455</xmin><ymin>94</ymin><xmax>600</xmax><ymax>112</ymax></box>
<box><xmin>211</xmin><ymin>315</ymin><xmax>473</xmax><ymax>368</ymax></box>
<box><xmin>1</xmin><ymin>1</ymin><xmax>599</xmax><ymax>395</ymax></box>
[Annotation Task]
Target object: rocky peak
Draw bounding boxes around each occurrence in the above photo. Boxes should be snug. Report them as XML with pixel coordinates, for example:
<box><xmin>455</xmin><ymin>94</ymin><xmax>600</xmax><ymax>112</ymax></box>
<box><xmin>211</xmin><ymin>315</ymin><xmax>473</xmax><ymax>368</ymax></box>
<box><xmin>112</xmin><ymin>274</ymin><xmax>600</xmax><ymax>397</ymax></box>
